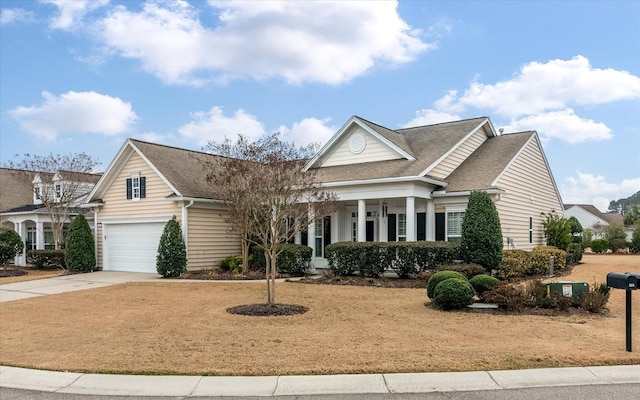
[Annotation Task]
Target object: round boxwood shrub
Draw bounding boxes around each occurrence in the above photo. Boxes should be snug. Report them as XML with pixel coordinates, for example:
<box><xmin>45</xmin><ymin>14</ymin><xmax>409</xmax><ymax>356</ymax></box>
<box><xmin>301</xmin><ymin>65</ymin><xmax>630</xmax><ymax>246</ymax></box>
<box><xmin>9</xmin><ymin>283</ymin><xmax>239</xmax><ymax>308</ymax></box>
<box><xmin>469</xmin><ymin>274</ymin><xmax>501</xmax><ymax>299</ymax></box>
<box><xmin>433</xmin><ymin>278</ymin><xmax>476</xmax><ymax>310</ymax></box>
<box><xmin>427</xmin><ymin>270</ymin><xmax>467</xmax><ymax>299</ymax></box>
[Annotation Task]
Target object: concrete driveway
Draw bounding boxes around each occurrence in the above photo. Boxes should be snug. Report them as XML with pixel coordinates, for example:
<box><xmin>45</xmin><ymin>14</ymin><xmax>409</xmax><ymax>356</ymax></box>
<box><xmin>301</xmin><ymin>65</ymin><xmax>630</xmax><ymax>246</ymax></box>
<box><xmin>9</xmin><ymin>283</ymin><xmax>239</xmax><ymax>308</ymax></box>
<box><xmin>0</xmin><ymin>271</ymin><xmax>160</xmax><ymax>303</ymax></box>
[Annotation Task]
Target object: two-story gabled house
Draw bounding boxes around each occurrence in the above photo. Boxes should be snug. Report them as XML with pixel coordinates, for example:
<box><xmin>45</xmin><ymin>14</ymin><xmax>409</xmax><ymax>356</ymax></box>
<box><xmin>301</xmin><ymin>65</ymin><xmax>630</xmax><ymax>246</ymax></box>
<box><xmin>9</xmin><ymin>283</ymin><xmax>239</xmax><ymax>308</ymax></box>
<box><xmin>0</xmin><ymin>168</ymin><xmax>101</xmax><ymax>265</ymax></box>
<box><xmin>84</xmin><ymin>116</ymin><xmax>564</xmax><ymax>273</ymax></box>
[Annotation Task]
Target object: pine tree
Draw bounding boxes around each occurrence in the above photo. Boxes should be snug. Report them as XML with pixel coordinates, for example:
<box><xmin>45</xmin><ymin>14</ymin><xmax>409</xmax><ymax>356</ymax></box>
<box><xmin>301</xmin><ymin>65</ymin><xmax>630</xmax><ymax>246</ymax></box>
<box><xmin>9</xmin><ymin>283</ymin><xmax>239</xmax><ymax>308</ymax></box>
<box><xmin>156</xmin><ymin>217</ymin><xmax>187</xmax><ymax>278</ymax></box>
<box><xmin>460</xmin><ymin>191</ymin><xmax>503</xmax><ymax>271</ymax></box>
<box><xmin>64</xmin><ymin>214</ymin><xmax>95</xmax><ymax>272</ymax></box>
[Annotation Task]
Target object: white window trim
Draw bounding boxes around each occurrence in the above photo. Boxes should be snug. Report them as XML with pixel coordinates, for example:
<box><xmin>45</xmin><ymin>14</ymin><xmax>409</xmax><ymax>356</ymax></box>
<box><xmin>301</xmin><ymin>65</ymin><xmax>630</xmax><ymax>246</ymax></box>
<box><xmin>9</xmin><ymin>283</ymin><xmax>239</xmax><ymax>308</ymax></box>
<box><xmin>445</xmin><ymin>206</ymin><xmax>466</xmax><ymax>243</ymax></box>
<box><xmin>398</xmin><ymin>213</ymin><xmax>407</xmax><ymax>242</ymax></box>
<box><xmin>131</xmin><ymin>173</ymin><xmax>141</xmax><ymax>201</ymax></box>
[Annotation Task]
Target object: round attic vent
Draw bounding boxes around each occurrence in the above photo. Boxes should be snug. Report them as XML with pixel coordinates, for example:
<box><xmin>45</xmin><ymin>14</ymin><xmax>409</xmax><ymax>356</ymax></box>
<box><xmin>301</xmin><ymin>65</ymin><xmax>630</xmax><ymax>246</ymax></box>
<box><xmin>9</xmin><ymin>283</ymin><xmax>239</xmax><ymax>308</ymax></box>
<box><xmin>349</xmin><ymin>133</ymin><xmax>366</xmax><ymax>154</ymax></box>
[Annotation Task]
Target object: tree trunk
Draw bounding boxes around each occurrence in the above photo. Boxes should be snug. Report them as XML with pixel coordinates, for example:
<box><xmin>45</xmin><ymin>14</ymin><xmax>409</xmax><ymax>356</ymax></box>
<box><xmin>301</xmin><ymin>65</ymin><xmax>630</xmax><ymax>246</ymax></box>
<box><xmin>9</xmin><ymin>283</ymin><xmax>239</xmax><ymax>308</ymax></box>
<box><xmin>265</xmin><ymin>249</ymin><xmax>273</xmax><ymax>305</ymax></box>
<box><xmin>241</xmin><ymin>238</ymin><xmax>249</xmax><ymax>274</ymax></box>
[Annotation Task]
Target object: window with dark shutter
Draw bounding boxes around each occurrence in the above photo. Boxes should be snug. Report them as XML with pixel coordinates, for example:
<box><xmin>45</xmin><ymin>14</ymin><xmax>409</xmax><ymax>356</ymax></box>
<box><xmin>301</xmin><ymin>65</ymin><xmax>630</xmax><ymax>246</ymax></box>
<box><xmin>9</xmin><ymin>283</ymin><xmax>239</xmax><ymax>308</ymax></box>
<box><xmin>126</xmin><ymin>178</ymin><xmax>132</xmax><ymax>199</ymax></box>
<box><xmin>140</xmin><ymin>176</ymin><xmax>146</xmax><ymax>198</ymax></box>
<box><xmin>388</xmin><ymin>214</ymin><xmax>397</xmax><ymax>242</ymax></box>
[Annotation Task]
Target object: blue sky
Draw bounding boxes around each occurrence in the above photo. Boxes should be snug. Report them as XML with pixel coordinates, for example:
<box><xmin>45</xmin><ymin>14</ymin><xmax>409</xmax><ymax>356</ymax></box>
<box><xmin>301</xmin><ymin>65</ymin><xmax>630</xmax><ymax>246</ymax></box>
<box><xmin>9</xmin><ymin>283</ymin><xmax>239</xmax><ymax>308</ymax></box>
<box><xmin>1</xmin><ymin>0</ymin><xmax>638</xmax><ymax>212</ymax></box>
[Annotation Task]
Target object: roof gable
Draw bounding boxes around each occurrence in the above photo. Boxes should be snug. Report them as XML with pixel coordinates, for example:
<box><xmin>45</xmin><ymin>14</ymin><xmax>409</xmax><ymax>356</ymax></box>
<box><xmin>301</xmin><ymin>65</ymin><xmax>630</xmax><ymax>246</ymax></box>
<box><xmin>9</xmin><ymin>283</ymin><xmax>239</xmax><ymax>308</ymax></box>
<box><xmin>305</xmin><ymin>116</ymin><xmax>416</xmax><ymax>170</ymax></box>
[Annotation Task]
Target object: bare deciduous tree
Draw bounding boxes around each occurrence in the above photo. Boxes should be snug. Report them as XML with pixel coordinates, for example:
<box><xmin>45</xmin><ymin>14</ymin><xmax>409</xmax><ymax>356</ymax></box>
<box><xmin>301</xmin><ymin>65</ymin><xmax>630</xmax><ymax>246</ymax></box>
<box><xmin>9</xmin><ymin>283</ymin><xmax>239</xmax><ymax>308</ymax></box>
<box><xmin>202</xmin><ymin>133</ymin><xmax>338</xmax><ymax>305</ymax></box>
<box><xmin>5</xmin><ymin>153</ymin><xmax>99</xmax><ymax>250</ymax></box>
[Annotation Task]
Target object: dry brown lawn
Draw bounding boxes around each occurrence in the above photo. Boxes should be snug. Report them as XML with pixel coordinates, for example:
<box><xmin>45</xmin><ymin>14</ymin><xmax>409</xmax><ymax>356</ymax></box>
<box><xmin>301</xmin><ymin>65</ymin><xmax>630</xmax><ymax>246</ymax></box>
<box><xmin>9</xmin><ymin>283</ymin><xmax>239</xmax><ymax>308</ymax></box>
<box><xmin>1</xmin><ymin>254</ymin><xmax>639</xmax><ymax>376</ymax></box>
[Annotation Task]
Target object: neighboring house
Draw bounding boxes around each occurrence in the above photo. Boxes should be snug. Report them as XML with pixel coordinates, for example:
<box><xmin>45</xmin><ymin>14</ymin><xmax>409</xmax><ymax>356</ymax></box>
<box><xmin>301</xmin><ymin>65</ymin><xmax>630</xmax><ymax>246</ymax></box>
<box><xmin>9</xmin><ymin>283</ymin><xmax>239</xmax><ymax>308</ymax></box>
<box><xmin>0</xmin><ymin>168</ymin><xmax>100</xmax><ymax>265</ymax></box>
<box><xmin>85</xmin><ymin>115</ymin><xmax>564</xmax><ymax>273</ymax></box>
<box><xmin>564</xmin><ymin>204</ymin><xmax>633</xmax><ymax>240</ymax></box>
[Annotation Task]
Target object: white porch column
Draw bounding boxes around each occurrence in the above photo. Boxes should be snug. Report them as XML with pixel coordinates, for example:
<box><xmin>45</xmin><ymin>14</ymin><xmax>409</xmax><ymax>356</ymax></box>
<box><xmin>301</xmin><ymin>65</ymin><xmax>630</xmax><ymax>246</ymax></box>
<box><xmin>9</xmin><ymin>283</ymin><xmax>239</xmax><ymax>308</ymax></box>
<box><xmin>15</xmin><ymin>221</ymin><xmax>26</xmax><ymax>266</ymax></box>
<box><xmin>379</xmin><ymin>200</ymin><xmax>388</xmax><ymax>242</ymax></box>
<box><xmin>426</xmin><ymin>199</ymin><xmax>435</xmax><ymax>241</ymax></box>
<box><xmin>406</xmin><ymin>196</ymin><xmax>416</xmax><ymax>241</ymax></box>
<box><xmin>357</xmin><ymin>199</ymin><xmax>366</xmax><ymax>242</ymax></box>
<box><xmin>331</xmin><ymin>210</ymin><xmax>340</xmax><ymax>244</ymax></box>
<box><xmin>36</xmin><ymin>221</ymin><xmax>45</xmax><ymax>250</ymax></box>
<box><xmin>308</xmin><ymin>206</ymin><xmax>316</xmax><ymax>257</ymax></box>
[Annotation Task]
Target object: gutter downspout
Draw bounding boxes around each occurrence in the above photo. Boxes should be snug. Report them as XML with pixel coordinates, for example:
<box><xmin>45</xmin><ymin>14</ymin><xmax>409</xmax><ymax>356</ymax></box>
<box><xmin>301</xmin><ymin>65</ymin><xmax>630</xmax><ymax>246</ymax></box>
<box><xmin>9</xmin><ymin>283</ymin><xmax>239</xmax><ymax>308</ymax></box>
<box><xmin>182</xmin><ymin>200</ymin><xmax>194</xmax><ymax>266</ymax></box>
<box><xmin>93</xmin><ymin>207</ymin><xmax>99</xmax><ymax>270</ymax></box>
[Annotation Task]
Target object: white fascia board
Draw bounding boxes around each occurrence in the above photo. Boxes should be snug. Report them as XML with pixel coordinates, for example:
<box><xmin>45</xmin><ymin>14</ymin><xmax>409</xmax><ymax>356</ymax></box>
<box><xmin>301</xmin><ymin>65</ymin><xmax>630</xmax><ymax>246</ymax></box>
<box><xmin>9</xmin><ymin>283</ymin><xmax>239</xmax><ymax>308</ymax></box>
<box><xmin>353</xmin><ymin>119</ymin><xmax>416</xmax><ymax>161</ymax></box>
<box><xmin>81</xmin><ymin>202</ymin><xmax>103</xmax><ymax>208</ymax></box>
<box><xmin>165</xmin><ymin>196</ymin><xmax>224</xmax><ymax>205</ymax></box>
<box><xmin>419</xmin><ymin>118</ymin><xmax>490</xmax><ymax>177</ymax></box>
<box><xmin>432</xmin><ymin>188</ymin><xmax>505</xmax><ymax>197</ymax></box>
<box><xmin>491</xmin><ymin>132</ymin><xmax>564</xmax><ymax>211</ymax></box>
<box><xmin>320</xmin><ymin>175</ymin><xmax>447</xmax><ymax>188</ymax></box>
<box><xmin>84</xmin><ymin>139</ymin><xmax>133</xmax><ymax>202</ymax></box>
<box><xmin>304</xmin><ymin>116</ymin><xmax>357</xmax><ymax>171</ymax></box>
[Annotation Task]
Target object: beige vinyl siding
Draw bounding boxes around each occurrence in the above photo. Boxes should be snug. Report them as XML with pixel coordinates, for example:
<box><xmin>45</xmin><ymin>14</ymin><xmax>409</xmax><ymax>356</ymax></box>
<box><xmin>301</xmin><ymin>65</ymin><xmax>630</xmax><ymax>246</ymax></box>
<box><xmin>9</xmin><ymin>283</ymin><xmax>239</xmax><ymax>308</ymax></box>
<box><xmin>321</xmin><ymin>127</ymin><xmax>402</xmax><ymax>167</ymax></box>
<box><xmin>430</xmin><ymin>128</ymin><xmax>488</xmax><ymax>179</ymax></box>
<box><xmin>187</xmin><ymin>206</ymin><xmax>241</xmax><ymax>270</ymax></box>
<box><xmin>95</xmin><ymin>152</ymin><xmax>181</xmax><ymax>269</ymax></box>
<box><xmin>494</xmin><ymin>136</ymin><xmax>563</xmax><ymax>251</ymax></box>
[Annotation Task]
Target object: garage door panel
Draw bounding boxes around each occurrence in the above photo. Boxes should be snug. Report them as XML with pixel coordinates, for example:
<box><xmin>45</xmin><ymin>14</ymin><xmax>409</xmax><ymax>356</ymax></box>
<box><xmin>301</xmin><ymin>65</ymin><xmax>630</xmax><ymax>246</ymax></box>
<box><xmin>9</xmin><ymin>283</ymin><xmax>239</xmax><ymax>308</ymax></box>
<box><xmin>105</xmin><ymin>222</ymin><xmax>166</xmax><ymax>273</ymax></box>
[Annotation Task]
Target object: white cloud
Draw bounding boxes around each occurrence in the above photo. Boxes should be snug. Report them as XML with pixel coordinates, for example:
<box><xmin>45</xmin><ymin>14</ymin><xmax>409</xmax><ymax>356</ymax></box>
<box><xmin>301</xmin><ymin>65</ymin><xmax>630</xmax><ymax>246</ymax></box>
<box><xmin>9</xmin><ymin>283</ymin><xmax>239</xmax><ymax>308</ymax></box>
<box><xmin>561</xmin><ymin>171</ymin><xmax>640</xmax><ymax>212</ymax></box>
<box><xmin>178</xmin><ymin>106</ymin><xmax>266</xmax><ymax>146</ymax></box>
<box><xmin>401</xmin><ymin>109</ymin><xmax>461</xmax><ymax>128</ymax></box>
<box><xmin>419</xmin><ymin>56</ymin><xmax>640</xmax><ymax>143</ymax></box>
<box><xmin>41</xmin><ymin>0</ymin><xmax>109</xmax><ymax>30</ymax></box>
<box><xmin>501</xmin><ymin>109</ymin><xmax>613</xmax><ymax>144</ymax></box>
<box><xmin>135</xmin><ymin>132</ymin><xmax>176</xmax><ymax>145</ymax></box>
<box><xmin>95</xmin><ymin>0</ymin><xmax>431</xmax><ymax>85</ymax></box>
<box><xmin>0</xmin><ymin>8</ymin><xmax>35</xmax><ymax>25</ymax></box>
<box><xmin>450</xmin><ymin>56</ymin><xmax>640</xmax><ymax>118</ymax></box>
<box><xmin>277</xmin><ymin>117</ymin><xmax>336</xmax><ymax>148</ymax></box>
<box><xmin>8</xmin><ymin>91</ymin><xmax>138</xmax><ymax>140</ymax></box>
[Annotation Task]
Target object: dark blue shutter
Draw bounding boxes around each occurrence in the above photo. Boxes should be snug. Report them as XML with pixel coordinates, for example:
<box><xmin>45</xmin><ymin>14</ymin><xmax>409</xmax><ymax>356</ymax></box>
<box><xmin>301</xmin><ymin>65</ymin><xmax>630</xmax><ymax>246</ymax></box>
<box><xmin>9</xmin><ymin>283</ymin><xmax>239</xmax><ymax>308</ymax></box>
<box><xmin>388</xmin><ymin>214</ymin><xmax>396</xmax><ymax>242</ymax></box>
<box><xmin>435</xmin><ymin>213</ymin><xmax>445</xmax><ymax>241</ymax></box>
<box><xmin>126</xmin><ymin>178</ymin><xmax>132</xmax><ymax>199</ymax></box>
<box><xmin>417</xmin><ymin>213</ymin><xmax>426</xmax><ymax>241</ymax></box>
<box><xmin>140</xmin><ymin>177</ymin><xmax>146</xmax><ymax>198</ymax></box>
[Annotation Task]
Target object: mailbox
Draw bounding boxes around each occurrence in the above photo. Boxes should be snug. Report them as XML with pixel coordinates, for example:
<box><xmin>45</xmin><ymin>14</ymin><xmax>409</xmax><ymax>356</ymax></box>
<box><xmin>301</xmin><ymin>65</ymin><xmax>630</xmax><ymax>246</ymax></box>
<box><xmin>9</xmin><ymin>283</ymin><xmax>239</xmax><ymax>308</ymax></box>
<box><xmin>607</xmin><ymin>273</ymin><xmax>638</xmax><ymax>290</ymax></box>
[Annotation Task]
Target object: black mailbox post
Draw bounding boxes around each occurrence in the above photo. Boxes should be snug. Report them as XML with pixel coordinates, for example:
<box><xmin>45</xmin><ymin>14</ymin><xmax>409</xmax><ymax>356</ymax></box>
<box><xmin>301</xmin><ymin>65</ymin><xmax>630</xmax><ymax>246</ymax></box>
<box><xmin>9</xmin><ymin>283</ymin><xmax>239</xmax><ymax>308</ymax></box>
<box><xmin>606</xmin><ymin>272</ymin><xmax>638</xmax><ymax>352</ymax></box>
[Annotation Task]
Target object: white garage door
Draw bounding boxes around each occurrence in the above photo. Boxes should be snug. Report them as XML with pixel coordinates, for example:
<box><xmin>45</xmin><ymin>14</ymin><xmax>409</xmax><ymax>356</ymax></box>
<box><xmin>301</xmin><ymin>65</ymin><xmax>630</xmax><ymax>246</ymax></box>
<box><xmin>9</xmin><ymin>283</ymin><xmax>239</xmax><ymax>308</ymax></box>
<box><xmin>105</xmin><ymin>222</ymin><xmax>166</xmax><ymax>273</ymax></box>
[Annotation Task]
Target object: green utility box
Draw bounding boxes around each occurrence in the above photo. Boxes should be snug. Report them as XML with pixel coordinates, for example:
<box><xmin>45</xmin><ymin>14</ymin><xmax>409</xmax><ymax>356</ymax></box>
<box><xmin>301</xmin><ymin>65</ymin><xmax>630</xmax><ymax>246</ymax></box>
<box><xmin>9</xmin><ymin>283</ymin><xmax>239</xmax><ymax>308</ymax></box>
<box><xmin>542</xmin><ymin>281</ymin><xmax>590</xmax><ymax>304</ymax></box>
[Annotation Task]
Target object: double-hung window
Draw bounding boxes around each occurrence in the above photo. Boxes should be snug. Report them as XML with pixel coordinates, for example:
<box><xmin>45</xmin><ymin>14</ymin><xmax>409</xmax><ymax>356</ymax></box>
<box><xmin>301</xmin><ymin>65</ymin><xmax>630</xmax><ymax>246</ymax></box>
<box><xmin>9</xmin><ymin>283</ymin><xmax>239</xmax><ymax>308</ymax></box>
<box><xmin>126</xmin><ymin>174</ymin><xmax>146</xmax><ymax>200</ymax></box>
<box><xmin>397</xmin><ymin>214</ymin><xmax>407</xmax><ymax>241</ymax></box>
<box><xmin>446</xmin><ymin>209</ymin><xmax>465</xmax><ymax>243</ymax></box>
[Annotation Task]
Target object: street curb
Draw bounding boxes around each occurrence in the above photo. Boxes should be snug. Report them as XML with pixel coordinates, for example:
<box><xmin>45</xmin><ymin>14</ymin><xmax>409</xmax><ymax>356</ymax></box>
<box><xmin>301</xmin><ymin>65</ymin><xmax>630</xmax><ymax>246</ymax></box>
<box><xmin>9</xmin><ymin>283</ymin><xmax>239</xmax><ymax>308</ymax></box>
<box><xmin>1</xmin><ymin>365</ymin><xmax>638</xmax><ymax>396</ymax></box>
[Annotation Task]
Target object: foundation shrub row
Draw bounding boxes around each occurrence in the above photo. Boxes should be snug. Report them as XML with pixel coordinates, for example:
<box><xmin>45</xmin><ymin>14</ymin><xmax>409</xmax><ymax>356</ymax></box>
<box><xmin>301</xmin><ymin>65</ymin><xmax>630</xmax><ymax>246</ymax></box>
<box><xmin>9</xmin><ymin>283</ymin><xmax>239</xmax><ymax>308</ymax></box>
<box><xmin>325</xmin><ymin>241</ymin><xmax>460</xmax><ymax>278</ymax></box>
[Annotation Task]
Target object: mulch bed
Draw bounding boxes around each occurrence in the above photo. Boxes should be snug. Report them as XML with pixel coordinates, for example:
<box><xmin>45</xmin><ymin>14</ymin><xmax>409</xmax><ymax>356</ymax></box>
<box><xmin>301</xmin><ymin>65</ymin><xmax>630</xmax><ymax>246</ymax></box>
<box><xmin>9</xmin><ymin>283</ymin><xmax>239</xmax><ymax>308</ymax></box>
<box><xmin>294</xmin><ymin>275</ymin><xmax>427</xmax><ymax>289</ymax></box>
<box><xmin>178</xmin><ymin>270</ymin><xmax>286</xmax><ymax>280</ymax></box>
<box><xmin>0</xmin><ymin>268</ymin><xmax>27</xmax><ymax>278</ymax></box>
<box><xmin>226</xmin><ymin>303</ymin><xmax>309</xmax><ymax>316</ymax></box>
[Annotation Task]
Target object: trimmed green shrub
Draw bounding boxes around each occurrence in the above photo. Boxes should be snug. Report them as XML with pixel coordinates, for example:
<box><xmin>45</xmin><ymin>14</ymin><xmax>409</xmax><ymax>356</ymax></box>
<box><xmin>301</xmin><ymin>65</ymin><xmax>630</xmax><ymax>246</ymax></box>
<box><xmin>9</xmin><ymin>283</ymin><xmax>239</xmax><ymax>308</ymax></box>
<box><xmin>436</xmin><ymin>263</ymin><xmax>486</xmax><ymax>279</ymax></box>
<box><xmin>275</xmin><ymin>243</ymin><xmax>312</xmax><ymax>276</ymax></box>
<box><xmin>469</xmin><ymin>274</ymin><xmax>501</xmax><ymax>299</ymax></box>
<box><xmin>542</xmin><ymin>211</ymin><xmax>572</xmax><ymax>250</ymax></box>
<box><xmin>460</xmin><ymin>191</ymin><xmax>503</xmax><ymax>270</ymax></box>
<box><xmin>630</xmin><ymin>228</ymin><xmax>640</xmax><ymax>254</ymax></box>
<box><xmin>156</xmin><ymin>218</ymin><xmax>187</xmax><ymax>278</ymax></box>
<box><xmin>433</xmin><ymin>278</ymin><xmax>475</xmax><ymax>310</ymax></box>
<box><xmin>427</xmin><ymin>270</ymin><xmax>467</xmax><ymax>299</ymax></box>
<box><xmin>590</xmin><ymin>239</ymin><xmax>609</xmax><ymax>253</ymax></box>
<box><xmin>0</xmin><ymin>228</ymin><xmax>24</xmax><ymax>266</ymax></box>
<box><xmin>413</xmin><ymin>241</ymin><xmax>460</xmax><ymax>271</ymax></box>
<box><xmin>250</xmin><ymin>244</ymin><xmax>312</xmax><ymax>276</ymax></box>
<box><xmin>565</xmin><ymin>243</ymin><xmax>583</xmax><ymax>264</ymax></box>
<box><xmin>496</xmin><ymin>250</ymin><xmax>530</xmax><ymax>279</ymax></box>
<box><xmin>64</xmin><ymin>214</ymin><xmax>95</xmax><ymax>272</ymax></box>
<box><xmin>27</xmin><ymin>250</ymin><xmax>65</xmax><ymax>268</ymax></box>
<box><xmin>529</xmin><ymin>246</ymin><xmax>567</xmax><ymax>275</ymax></box>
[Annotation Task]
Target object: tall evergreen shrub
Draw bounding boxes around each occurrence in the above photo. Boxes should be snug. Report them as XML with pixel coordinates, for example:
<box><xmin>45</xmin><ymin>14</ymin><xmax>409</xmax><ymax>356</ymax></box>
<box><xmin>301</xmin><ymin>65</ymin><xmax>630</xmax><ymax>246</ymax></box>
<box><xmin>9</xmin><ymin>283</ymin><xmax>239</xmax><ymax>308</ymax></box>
<box><xmin>0</xmin><ymin>228</ymin><xmax>24</xmax><ymax>267</ymax></box>
<box><xmin>64</xmin><ymin>214</ymin><xmax>95</xmax><ymax>272</ymax></box>
<box><xmin>460</xmin><ymin>191</ymin><xmax>503</xmax><ymax>270</ymax></box>
<box><xmin>156</xmin><ymin>217</ymin><xmax>187</xmax><ymax>278</ymax></box>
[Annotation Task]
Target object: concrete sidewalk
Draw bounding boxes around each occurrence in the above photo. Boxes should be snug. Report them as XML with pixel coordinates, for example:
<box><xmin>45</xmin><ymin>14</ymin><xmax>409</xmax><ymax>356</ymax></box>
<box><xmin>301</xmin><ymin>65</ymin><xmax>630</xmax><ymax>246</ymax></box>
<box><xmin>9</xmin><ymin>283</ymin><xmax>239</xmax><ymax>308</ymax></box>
<box><xmin>0</xmin><ymin>271</ymin><xmax>160</xmax><ymax>302</ymax></box>
<box><xmin>0</xmin><ymin>365</ymin><xmax>638</xmax><ymax>397</ymax></box>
